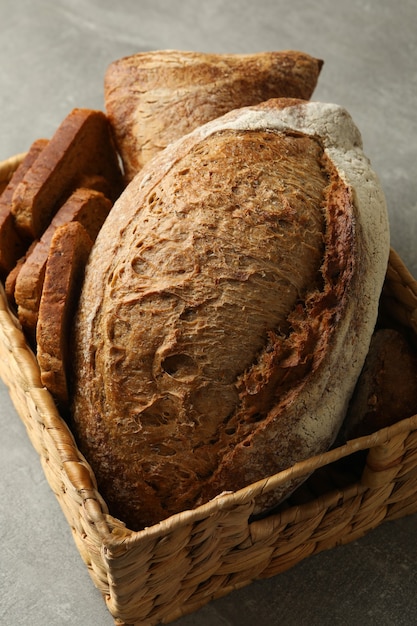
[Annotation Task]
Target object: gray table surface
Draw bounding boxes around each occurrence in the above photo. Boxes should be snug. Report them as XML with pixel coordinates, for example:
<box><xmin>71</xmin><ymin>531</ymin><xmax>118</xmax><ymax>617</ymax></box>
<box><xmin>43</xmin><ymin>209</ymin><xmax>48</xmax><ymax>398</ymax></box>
<box><xmin>1</xmin><ymin>1</ymin><xmax>417</xmax><ymax>624</ymax></box>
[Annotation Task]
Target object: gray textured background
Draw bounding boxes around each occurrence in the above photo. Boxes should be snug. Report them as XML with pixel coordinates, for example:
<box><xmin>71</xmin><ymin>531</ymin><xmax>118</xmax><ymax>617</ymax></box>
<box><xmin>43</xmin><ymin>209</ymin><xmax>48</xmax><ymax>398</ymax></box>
<box><xmin>0</xmin><ymin>1</ymin><xmax>416</xmax><ymax>624</ymax></box>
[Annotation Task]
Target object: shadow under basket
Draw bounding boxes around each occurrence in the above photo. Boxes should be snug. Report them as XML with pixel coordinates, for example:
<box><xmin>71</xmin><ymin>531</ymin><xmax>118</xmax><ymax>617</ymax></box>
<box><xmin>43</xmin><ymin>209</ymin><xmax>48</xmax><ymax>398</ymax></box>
<box><xmin>1</xmin><ymin>155</ymin><xmax>417</xmax><ymax>626</ymax></box>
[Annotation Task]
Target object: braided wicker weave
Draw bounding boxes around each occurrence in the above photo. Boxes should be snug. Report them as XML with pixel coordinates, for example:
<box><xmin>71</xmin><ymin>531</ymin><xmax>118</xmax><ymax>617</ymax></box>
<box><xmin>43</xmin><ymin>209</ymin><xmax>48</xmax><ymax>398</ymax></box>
<box><xmin>1</xmin><ymin>154</ymin><xmax>417</xmax><ymax>625</ymax></box>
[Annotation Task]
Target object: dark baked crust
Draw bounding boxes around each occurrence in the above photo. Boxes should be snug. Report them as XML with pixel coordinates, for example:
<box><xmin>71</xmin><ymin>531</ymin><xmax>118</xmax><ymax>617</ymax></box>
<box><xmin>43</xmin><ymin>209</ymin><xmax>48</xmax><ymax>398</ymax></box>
<box><xmin>342</xmin><ymin>328</ymin><xmax>417</xmax><ymax>439</ymax></box>
<box><xmin>104</xmin><ymin>50</ymin><xmax>323</xmax><ymax>181</ymax></box>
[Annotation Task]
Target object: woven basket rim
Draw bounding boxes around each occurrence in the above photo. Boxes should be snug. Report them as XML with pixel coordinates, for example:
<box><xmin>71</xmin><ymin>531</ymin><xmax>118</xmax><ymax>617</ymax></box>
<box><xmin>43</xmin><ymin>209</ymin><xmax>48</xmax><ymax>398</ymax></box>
<box><xmin>124</xmin><ymin>411</ymin><xmax>417</xmax><ymax>540</ymax></box>
<box><xmin>1</xmin><ymin>151</ymin><xmax>417</xmax><ymax>549</ymax></box>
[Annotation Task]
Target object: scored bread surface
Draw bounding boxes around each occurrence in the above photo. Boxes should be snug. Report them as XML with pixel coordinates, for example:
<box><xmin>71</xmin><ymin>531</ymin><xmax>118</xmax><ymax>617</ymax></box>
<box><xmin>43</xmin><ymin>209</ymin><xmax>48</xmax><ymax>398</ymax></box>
<box><xmin>72</xmin><ymin>98</ymin><xmax>390</xmax><ymax>530</ymax></box>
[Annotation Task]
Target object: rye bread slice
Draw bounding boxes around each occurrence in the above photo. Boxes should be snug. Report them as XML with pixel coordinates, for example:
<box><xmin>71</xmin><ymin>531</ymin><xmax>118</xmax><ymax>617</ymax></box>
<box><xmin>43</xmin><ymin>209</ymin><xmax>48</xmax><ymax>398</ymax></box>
<box><xmin>14</xmin><ymin>187</ymin><xmax>112</xmax><ymax>340</ymax></box>
<box><xmin>11</xmin><ymin>108</ymin><xmax>123</xmax><ymax>239</ymax></box>
<box><xmin>37</xmin><ymin>221</ymin><xmax>93</xmax><ymax>408</ymax></box>
<box><xmin>0</xmin><ymin>139</ymin><xmax>48</xmax><ymax>278</ymax></box>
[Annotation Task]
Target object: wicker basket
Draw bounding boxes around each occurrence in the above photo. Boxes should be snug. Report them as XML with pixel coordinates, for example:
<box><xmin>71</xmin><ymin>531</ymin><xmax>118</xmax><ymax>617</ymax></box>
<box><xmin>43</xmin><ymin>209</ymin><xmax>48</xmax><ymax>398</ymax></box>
<box><xmin>1</xmin><ymin>154</ymin><xmax>417</xmax><ymax>626</ymax></box>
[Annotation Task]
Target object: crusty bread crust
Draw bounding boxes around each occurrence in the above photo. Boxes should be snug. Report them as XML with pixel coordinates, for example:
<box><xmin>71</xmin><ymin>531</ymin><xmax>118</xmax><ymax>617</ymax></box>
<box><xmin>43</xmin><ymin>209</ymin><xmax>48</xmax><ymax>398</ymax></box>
<box><xmin>342</xmin><ymin>329</ymin><xmax>417</xmax><ymax>439</ymax></box>
<box><xmin>104</xmin><ymin>50</ymin><xmax>323</xmax><ymax>181</ymax></box>
<box><xmin>72</xmin><ymin>98</ymin><xmax>390</xmax><ymax>530</ymax></box>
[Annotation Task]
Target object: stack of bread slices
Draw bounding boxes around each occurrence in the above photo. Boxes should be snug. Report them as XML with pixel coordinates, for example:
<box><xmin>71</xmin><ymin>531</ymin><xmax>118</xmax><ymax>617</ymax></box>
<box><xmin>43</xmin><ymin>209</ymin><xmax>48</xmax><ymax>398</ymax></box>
<box><xmin>0</xmin><ymin>109</ymin><xmax>124</xmax><ymax>407</ymax></box>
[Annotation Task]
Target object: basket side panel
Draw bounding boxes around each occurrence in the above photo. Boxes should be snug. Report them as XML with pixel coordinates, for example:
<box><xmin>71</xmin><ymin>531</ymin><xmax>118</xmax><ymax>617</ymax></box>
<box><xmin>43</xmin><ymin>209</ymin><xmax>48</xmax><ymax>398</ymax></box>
<box><xmin>100</xmin><ymin>417</ymin><xmax>417</xmax><ymax>625</ymax></box>
<box><xmin>0</xmin><ymin>287</ymin><xmax>113</xmax><ymax>595</ymax></box>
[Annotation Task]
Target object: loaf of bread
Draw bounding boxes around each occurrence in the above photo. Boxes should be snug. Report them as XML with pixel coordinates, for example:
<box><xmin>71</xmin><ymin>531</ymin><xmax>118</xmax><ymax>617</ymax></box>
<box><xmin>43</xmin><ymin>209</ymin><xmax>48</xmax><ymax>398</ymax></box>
<box><xmin>104</xmin><ymin>50</ymin><xmax>323</xmax><ymax>181</ymax></box>
<box><xmin>341</xmin><ymin>328</ymin><xmax>417</xmax><ymax>439</ymax></box>
<box><xmin>71</xmin><ymin>97</ymin><xmax>390</xmax><ymax>530</ymax></box>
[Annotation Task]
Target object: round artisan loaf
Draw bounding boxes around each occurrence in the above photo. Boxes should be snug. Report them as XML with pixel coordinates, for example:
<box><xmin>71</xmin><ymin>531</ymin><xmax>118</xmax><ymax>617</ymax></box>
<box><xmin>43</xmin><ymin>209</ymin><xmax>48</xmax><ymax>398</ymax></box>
<box><xmin>71</xmin><ymin>98</ymin><xmax>390</xmax><ymax>530</ymax></box>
